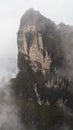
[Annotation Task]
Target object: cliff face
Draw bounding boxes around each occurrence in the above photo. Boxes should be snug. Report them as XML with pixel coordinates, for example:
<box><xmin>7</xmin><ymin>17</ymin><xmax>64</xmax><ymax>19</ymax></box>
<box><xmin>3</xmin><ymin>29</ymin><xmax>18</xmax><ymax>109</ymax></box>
<box><xmin>17</xmin><ymin>9</ymin><xmax>64</xmax><ymax>74</ymax></box>
<box><xmin>12</xmin><ymin>9</ymin><xmax>73</xmax><ymax>130</ymax></box>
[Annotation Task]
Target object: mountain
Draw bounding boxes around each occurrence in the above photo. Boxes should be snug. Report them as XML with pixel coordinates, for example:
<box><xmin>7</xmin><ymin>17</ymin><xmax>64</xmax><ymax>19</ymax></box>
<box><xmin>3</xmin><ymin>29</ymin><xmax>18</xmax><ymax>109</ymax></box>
<box><xmin>11</xmin><ymin>9</ymin><xmax>73</xmax><ymax>130</ymax></box>
<box><xmin>14</xmin><ymin>8</ymin><xmax>73</xmax><ymax>105</ymax></box>
<box><xmin>17</xmin><ymin>8</ymin><xmax>64</xmax><ymax>75</ymax></box>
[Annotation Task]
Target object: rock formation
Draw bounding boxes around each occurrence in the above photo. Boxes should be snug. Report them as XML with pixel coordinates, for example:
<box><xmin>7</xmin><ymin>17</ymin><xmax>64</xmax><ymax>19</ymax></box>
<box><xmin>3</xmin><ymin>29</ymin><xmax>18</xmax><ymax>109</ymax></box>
<box><xmin>17</xmin><ymin>8</ymin><xmax>64</xmax><ymax>75</ymax></box>
<box><xmin>11</xmin><ymin>9</ymin><xmax>73</xmax><ymax>130</ymax></box>
<box><xmin>16</xmin><ymin>8</ymin><xmax>73</xmax><ymax>104</ymax></box>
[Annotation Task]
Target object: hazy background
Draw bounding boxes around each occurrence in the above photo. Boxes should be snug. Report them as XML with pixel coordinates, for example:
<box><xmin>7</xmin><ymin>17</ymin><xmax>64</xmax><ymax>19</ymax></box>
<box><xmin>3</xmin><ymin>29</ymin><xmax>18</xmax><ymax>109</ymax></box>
<box><xmin>0</xmin><ymin>0</ymin><xmax>73</xmax><ymax>81</ymax></box>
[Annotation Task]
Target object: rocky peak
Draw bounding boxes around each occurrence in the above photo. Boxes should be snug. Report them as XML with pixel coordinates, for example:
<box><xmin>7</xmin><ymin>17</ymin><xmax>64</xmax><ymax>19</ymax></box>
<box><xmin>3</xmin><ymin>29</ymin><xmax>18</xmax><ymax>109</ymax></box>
<box><xmin>17</xmin><ymin>9</ymin><xmax>64</xmax><ymax>75</ymax></box>
<box><xmin>20</xmin><ymin>8</ymin><xmax>41</xmax><ymax>26</ymax></box>
<box><xmin>11</xmin><ymin>10</ymin><xmax>73</xmax><ymax>130</ymax></box>
<box><xmin>20</xmin><ymin>9</ymin><xmax>56</xmax><ymax>33</ymax></box>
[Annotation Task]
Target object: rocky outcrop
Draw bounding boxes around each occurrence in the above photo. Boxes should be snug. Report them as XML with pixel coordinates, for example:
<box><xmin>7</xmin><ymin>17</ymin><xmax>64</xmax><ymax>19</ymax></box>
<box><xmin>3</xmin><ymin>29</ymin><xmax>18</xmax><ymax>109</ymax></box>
<box><xmin>16</xmin><ymin>9</ymin><xmax>73</xmax><ymax>104</ymax></box>
<box><xmin>15</xmin><ymin>8</ymin><xmax>73</xmax><ymax>107</ymax></box>
<box><xmin>11</xmin><ymin>9</ymin><xmax>73</xmax><ymax>130</ymax></box>
<box><xmin>17</xmin><ymin>8</ymin><xmax>64</xmax><ymax>75</ymax></box>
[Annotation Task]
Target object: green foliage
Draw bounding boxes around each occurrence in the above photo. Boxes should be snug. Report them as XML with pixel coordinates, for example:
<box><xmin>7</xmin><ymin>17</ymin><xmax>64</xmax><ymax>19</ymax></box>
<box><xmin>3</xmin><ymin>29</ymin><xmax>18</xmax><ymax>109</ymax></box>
<box><xmin>15</xmin><ymin>97</ymin><xmax>64</xmax><ymax>130</ymax></box>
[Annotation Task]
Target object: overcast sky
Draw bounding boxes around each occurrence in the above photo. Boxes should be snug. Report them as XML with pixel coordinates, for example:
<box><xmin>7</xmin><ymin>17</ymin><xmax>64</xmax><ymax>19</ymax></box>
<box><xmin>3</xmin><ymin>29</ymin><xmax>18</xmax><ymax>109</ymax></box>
<box><xmin>0</xmin><ymin>0</ymin><xmax>73</xmax><ymax>58</ymax></box>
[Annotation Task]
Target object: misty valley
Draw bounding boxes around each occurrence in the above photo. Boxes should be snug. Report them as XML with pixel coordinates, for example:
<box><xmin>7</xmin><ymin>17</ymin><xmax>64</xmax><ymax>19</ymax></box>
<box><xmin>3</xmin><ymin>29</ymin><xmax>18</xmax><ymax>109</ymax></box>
<box><xmin>0</xmin><ymin>9</ymin><xmax>73</xmax><ymax>130</ymax></box>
